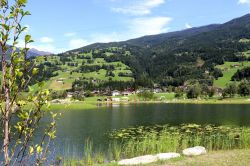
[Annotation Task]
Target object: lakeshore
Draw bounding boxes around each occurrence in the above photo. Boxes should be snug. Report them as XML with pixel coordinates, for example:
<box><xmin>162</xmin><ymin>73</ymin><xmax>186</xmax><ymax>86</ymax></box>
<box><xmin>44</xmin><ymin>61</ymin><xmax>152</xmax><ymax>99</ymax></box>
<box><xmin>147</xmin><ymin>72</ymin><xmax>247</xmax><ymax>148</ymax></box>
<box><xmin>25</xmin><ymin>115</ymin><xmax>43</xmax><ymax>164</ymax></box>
<box><xmin>49</xmin><ymin>96</ymin><xmax>250</xmax><ymax>111</ymax></box>
<box><xmin>158</xmin><ymin>149</ymin><xmax>250</xmax><ymax>166</ymax></box>
<box><xmin>64</xmin><ymin>123</ymin><xmax>250</xmax><ymax>165</ymax></box>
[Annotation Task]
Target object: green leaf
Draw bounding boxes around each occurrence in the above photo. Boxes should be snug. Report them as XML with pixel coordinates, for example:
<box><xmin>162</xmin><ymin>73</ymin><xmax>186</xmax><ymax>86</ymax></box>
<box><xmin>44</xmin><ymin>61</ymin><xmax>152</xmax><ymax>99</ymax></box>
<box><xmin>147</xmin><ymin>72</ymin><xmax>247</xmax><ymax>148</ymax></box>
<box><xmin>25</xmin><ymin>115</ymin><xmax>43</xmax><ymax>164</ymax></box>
<box><xmin>1</xmin><ymin>24</ymin><xmax>9</xmax><ymax>31</ymax></box>
<box><xmin>17</xmin><ymin>71</ymin><xmax>23</xmax><ymax>77</ymax></box>
<box><xmin>24</xmin><ymin>11</ymin><xmax>31</xmax><ymax>16</ymax></box>
<box><xmin>38</xmin><ymin>81</ymin><xmax>45</xmax><ymax>87</ymax></box>
<box><xmin>28</xmin><ymin>86</ymin><xmax>34</xmax><ymax>92</ymax></box>
<box><xmin>36</xmin><ymin>145</ymin><xmax>43</xmax><ymax>153</ymax></box>
<box><xmin>17</xmin><ymin>0</ymin><xmax>28</xmax><ymax>6</ymax></box>
<box><xmin>32</xmin><ymin>68</ymin><xmax>39</xmax><ymax>75</ymax></box>
<box><xmin>29</xmin><ymin>146</ymin><xmax>34</xmax><ymax>154</ymax></box>
<box><xmin>25</xmin><ymin>34</ymin><xmax>31</xmax><ymax>43</ymax></box>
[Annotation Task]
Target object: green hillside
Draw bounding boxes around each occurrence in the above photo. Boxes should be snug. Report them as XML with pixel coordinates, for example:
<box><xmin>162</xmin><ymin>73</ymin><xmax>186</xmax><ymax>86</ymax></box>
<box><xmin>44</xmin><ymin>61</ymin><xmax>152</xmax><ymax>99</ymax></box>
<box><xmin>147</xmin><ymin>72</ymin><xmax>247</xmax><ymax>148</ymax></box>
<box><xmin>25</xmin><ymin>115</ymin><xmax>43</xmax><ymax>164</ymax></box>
<box><xmin>214</xmin><ymin>61</ymin><xmax>250</xmax><ymax>88</ymax></box>
<box><xmin>68</xmin><ymin>14</ymin><xmax>250</xmax><ymax>88</ymax></box>
<box><xmin>28</xmin><ymin>14</ymin><xmax>250</xmax><ymax>91</ymax></box>
<box><xmin>36</xmin><ymin>49</ymin><xmax>134</xmax><ymax>91</ymax></box>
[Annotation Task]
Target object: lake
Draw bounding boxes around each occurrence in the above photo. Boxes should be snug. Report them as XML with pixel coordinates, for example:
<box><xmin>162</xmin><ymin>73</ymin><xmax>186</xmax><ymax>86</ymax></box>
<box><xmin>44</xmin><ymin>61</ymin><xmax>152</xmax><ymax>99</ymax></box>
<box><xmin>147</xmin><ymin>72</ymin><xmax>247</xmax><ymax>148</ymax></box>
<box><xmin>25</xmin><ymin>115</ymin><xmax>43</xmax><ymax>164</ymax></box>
<box><xmin>43</xmin><ymin>103</ymin><xmax>250</xmax><ymax>158</ymax></box>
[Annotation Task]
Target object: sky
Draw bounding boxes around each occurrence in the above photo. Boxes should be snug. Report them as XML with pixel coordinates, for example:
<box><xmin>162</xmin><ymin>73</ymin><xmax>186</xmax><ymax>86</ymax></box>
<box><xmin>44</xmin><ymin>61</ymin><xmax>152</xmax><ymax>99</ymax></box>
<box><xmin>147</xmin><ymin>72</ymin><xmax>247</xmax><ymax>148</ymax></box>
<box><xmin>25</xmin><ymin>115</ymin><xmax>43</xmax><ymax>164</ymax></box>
<box><xmin>18</xmin><ymin>0</ymin><xmax>250</xmax><ymax>53</ymax></box>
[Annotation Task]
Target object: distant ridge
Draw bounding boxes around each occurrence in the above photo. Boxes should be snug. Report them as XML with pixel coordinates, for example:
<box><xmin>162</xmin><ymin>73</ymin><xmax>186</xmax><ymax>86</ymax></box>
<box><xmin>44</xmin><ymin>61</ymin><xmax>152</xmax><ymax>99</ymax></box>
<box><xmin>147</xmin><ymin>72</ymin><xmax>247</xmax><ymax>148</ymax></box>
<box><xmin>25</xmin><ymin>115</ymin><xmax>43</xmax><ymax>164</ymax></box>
<box><xmin>68</xmin><ymin>13</ymin><xmax>250</xmax><ymax>52</ymax></box>
<box><xmin>28</xmin><ymin>48</ymin><xmax>52</xmax><ymax>57</ymax></box>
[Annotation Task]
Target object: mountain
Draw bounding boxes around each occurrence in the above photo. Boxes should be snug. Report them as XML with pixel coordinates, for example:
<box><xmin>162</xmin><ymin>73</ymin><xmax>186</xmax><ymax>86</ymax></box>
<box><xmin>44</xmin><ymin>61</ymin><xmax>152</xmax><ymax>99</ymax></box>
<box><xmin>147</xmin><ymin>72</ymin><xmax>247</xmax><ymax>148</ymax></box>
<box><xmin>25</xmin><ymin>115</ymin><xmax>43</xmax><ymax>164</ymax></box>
<box><xmin>69</xmin><ymin>24</ymin><xmax>221</xmax><ymax>52</ymax></box>
<box><xmin>71</xmin><ymin>14</ymin><xmax>250</xmax><ymax>51</ymax></box>
<box><xmin>28</xmin><ymin>48</ymin><xmax>52</xmax><ymax>57</ymax></box>
<box><xmin>58</xmin><ymin>14</ymin><xmax>250</xmax><ymax>88</ymax></box>
<box><xmin>0</xmin><ymin>46</ymin><xmax>52</xmax><ymax>59</ymax></box>
<box><xmin>126</xmin><ymin>24</ymin><xmax>221</xmax><ymax>47</ymax></box>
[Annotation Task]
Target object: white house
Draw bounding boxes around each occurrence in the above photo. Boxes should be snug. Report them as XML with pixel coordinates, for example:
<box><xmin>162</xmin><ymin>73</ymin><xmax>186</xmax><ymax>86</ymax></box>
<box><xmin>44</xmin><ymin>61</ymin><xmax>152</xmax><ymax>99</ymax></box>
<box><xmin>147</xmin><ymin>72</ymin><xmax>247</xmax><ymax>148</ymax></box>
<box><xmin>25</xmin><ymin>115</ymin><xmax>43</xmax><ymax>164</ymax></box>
<box><xmin>112</xmin><ymin>90</ymin><xmax>121</xmax><ymax>96</ymax></box>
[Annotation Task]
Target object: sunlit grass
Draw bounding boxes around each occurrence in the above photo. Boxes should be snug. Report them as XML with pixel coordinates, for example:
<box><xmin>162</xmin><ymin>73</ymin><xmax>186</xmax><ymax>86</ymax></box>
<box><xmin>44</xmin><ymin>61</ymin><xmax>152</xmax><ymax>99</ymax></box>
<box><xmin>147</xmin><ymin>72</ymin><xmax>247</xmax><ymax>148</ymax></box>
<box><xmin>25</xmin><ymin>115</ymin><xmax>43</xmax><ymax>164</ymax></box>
<box><xmin>214</xmin><ymin>61</ymin><xmax>250</xmax><ymax>88</ymax></box>
<box><xmin>65</xmin><ymin>124</ymin><xmax>250</xmax><ymax>165</ymax></box>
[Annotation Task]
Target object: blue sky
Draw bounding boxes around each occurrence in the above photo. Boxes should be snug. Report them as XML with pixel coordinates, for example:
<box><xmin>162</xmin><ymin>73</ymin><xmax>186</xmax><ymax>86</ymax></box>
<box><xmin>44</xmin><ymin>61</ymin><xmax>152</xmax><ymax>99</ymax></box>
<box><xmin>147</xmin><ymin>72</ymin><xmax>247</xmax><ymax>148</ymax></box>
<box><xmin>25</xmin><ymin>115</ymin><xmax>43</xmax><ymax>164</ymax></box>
<box><xmin>19</xmin><ymin>0</ymin><xmax>250</xmax><ymax>53</ymax></box>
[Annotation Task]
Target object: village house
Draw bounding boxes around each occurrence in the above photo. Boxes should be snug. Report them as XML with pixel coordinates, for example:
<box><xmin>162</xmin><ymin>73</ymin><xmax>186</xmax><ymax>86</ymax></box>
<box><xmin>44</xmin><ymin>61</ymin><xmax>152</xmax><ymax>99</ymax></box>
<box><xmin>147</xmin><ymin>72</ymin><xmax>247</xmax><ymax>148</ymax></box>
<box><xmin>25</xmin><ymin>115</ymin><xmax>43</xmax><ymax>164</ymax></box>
<box><xmin>230</xmin><ymin>64</ymin><xmax>241</xmax><ymax>68</ymax></box>
<box><xmin>112</xmin><ymin>90</ymin><xmax>121</xmax><ymax>96</ymax></box>
<box><xmin>67</xmin><ymin>92</ymin><xmax>74</xmax><ymax>98</ymax></box>
<box><xmin>56</xmin><ymin>78</ymin><xmax>65</xmax><ymax>83</ymax></box>
<box><xmin>122</xmin><ymin>90</ymin><xmax>133</xmax><ymax>96</ymax></box>
<box><xmin>153</xmin><ymin>88</ymin><xmax>162</xmax><ymax>93</ymax></box>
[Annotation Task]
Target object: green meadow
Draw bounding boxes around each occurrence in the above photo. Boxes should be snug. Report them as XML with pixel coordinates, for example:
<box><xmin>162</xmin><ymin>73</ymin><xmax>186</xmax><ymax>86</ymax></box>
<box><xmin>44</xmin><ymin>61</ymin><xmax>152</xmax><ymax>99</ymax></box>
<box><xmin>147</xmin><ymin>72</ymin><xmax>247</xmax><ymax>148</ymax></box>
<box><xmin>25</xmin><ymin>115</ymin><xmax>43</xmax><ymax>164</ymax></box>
<box><xmin>34</xmin><ymin>50</ymin><xmax>134</xmax><ymax>91</ymax></box>
<box><xmin>214</xmin><ymin>61</ymin><xmax>250</xmax><ymax>88</ymax></box>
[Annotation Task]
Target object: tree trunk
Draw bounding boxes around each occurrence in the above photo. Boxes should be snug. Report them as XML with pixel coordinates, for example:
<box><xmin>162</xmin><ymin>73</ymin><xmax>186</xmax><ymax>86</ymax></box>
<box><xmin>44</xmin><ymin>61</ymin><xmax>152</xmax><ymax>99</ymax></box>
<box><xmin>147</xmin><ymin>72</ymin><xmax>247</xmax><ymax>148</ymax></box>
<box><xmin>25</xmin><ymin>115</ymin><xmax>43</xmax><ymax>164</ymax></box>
<box><xmin>2</xmin><ymin>47</ymin><xmax>10</xmax><ymax>166</ymax></box>
<box><xmin>3</xmin><ymin>100</ymin><xmax>10</xmax><ymax>166</ymax></box>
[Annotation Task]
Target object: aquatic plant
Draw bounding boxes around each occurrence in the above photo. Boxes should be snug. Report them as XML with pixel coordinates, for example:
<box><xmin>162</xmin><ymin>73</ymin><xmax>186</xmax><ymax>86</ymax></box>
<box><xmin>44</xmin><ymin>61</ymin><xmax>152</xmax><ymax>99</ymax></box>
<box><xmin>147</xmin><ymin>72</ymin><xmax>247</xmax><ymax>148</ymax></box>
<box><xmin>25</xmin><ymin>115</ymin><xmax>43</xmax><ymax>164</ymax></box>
<box><xmin>66</xmin><ymin>124</ymin><xmax>250</xmax><ymax>165</ymax></box>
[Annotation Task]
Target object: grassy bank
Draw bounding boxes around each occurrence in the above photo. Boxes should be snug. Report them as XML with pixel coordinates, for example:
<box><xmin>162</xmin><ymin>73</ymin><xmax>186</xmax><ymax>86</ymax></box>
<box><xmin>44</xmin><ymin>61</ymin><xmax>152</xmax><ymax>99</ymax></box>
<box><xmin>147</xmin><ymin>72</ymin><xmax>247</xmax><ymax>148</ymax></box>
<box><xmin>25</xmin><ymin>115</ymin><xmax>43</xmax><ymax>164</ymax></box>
<box><xmin>65</xmin><ymin>150</ymin><xmax>250</xmax><ymax>166</ymax></box>
<box><xmin>64</xmin><ymin>124</ymin><xmax>250</xmax><ymax>165</ymax></box>
<box><xmin>159</xmin><ymin>149</ymin><xmax>250</xmax><ymax>166</ymax></box>
<box><xmin>49</xmin><ymin>101</ymin><xmax>98</xmax><ymax>110</ymax></box>
<box><xmin>168</xmin><ymin>97</ymin><xmax>250</xmax><ymax>104</ymax></box>
<box><xmin>49</xmin><ymin>94</ymin><xmax>250</xmax><ymax>111</ymax></box>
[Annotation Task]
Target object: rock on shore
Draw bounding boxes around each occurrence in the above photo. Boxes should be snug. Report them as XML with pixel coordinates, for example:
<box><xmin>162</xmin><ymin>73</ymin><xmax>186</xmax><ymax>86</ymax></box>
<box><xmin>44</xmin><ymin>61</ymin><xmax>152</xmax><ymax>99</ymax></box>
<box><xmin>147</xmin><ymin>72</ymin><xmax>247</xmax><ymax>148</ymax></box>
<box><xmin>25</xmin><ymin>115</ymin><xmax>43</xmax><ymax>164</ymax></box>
<box><xmin>118</xmin><ymin>153</ymin><xmax>180</xmax><ymax>165</ymax></box>
<box><xmin>183</xmin><ymin>146</ymin><xmax>207</xmax><ymax>156</ymax></box>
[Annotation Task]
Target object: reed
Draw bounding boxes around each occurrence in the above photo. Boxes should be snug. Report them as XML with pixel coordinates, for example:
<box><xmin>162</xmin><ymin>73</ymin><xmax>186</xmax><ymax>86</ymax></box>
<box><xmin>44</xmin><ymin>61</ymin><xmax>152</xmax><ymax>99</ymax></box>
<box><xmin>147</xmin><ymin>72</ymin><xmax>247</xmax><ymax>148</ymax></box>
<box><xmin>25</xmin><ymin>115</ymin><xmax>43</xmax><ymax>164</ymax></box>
<box><xmin>65</xmin><ymin>124</ymin><xmax>250</xmax><ymax>165</ymax></box>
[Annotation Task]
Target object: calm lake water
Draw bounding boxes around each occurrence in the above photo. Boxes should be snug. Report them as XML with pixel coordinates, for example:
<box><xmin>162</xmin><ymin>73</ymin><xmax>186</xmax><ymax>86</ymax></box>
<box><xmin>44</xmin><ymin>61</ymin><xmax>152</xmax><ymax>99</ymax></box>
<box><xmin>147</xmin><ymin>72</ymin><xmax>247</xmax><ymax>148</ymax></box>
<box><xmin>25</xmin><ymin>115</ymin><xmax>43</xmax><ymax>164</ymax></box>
<box><xmin>42</xmin><ymin>103</ymin><xmax>250</xmax><ymax>158</ymax></box>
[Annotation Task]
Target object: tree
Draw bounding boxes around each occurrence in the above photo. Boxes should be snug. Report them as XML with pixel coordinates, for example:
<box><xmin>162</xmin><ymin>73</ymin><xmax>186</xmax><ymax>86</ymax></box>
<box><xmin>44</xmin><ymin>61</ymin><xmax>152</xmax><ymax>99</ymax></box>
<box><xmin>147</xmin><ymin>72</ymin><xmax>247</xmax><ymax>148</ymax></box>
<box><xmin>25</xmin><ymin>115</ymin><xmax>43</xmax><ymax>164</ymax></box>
<box><xmin>208</xmin><ymin>87</ymin><xmax>216</xmax><ymax>98</ymax></box>
<box><xmin>213</xmin><ymin>68</ymin><xmax>223</xmax><ymax>79</ymax></box>
<box><xmin>137</xmin><ymin>90</ymin><xmax>154</xmax><ymax>101</ymax></box>
<box><xmin>232</xmin><ymin>67</ymin><xmax>250</xmax><ymax>81</ymax></box>
<box><xmin>0</xmin><ymin>1</ymin><xmax>57</xmax><ymax>165</ymax></box>
<box><xmin>174</xmin><ymin>87</ymin><xmax>184</xmax><ymax>98</ymax></box>
<box><xmin>200</xmin><ymin>83</ymin><xmax>209</xmax><ymax>97</ymax></box>
<box><xmin>186</xmin><ymin>84</ymin><xmax>202</xmax><ymax>99</ymax></box>
<box><xmin>238</xmin><ymin>80</ymin><xmax>250</xmax><ymax>97</ymax></box>
<box><xmin>222</xmin><ymin>82</ymin><xmax>238</xmax><ymax>98</ymax></box>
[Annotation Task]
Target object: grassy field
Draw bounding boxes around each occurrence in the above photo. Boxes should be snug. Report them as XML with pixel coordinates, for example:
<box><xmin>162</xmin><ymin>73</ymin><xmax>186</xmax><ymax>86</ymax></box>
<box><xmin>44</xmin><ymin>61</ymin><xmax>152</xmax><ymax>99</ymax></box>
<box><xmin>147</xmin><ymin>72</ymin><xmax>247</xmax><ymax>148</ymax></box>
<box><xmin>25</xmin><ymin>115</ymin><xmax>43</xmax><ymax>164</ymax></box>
<box><xmin>66</xmin><ymin>150</ymin><xmax>250</xmax><ymax>166</ymax></box>
<box><xmin>49</xmin><ymin>101</ymin><xmax>98</xmax><ymax>110</ymax></box>
<box><xmin>34</xmin><ymin>50</ymin><xmax>134</xmax><ymax>91</ymax></box>
<box><xmin>49</xmin><ymin>93</ymin><xmax>250</xmax><ymax>111</ymax></box>
<box><xmin>159</xmin><ymin>149</ymin><xmax>250</xmax><ymax>166</ymax></box>
<box><xmin>214</xmin><ymin>61</ymin><xmax>250</xmax><ymax>88</ymax></box>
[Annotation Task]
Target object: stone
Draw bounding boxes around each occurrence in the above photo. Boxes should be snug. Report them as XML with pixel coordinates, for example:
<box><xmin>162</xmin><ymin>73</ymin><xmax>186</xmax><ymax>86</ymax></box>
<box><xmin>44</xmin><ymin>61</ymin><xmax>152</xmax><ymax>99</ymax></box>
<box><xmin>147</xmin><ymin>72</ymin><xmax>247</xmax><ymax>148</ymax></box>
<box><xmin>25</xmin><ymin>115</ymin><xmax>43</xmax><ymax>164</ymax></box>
<box><xmin>156</xmin><ymin>152</ymin><xmax>181</xmax><ymax>160</ymax></box>
<box><xmin>118</xmin><ymin>155</ymin><xmax>157</xmax><ymax>165</ymax></box>
<box><xmin>118</xmin><ymin>152</ymin><xmax>181</xmax><ymax>165</ymax></box>
<box><xmin>183</xmin><ymin>146</ymin><xmax>207</xmax><ymax>156</ymax></box>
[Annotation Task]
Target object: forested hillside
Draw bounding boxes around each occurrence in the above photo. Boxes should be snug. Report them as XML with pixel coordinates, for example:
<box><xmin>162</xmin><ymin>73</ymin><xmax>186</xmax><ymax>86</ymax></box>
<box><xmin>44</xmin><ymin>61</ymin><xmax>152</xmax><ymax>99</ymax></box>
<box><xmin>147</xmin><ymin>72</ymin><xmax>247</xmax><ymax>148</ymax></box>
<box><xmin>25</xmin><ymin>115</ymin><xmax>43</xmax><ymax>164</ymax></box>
<box><xmin>34</xmin><ymin>48</ymin><xmax>134</xmax><ymax>91</ymax></box>
<box><xmin>35</xmin><ymin>14</ymin><xmax>250</xmax><ymax>91</ymax></box>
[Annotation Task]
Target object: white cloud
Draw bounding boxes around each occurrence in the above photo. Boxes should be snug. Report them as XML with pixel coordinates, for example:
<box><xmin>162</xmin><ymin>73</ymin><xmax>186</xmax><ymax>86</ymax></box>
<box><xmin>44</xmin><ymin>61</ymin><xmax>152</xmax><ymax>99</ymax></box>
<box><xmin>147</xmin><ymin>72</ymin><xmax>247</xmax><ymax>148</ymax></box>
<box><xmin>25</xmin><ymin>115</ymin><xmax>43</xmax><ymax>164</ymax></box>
<box><xmin>128</xmin><ymin>16</ymin><xmax>172</xmax><ymax>37</ymax></box>
<box><xmin>40</xmin><ymin>37</ymin><xmax>54</xmax><ymax>43</ymax></box>
<box><xmin>185</xmin><ymin>23</ymin><xmax>192</xmax><ymax>29</ymax></box>
<box><xmin>29</xmin><ymin>44</ymin><xmax>66</xmax><ymax>54</ymax></box>
<box><xmin>89</xmin><ymin>32</ymin><xmax>124</xmax><ymax>43</ymax></box>
<box><xmin>22</xmin><ymin>0</ymin><xmax>170</xmax><ymax>54</ymax></box>
<box><xmin>15</xmin><ymin>39</ymin><xmax>25</xmax><ymax>48</ymax></box>
<box><xmin>69</xmin><ymin>38</ymin><xmax>89</xmax><ymax>49</ymax></box>
<box><xmin>110</xmin><ymin>0</ymin><xmax>171</xmax><ymax>38</ymax></box>
<box><xmin>30</xmin><ymin>44</ymin><xmax>57</xmax><ymax>53</ymax></box>
<box><xmin>238</xmin><ymin>0</ymin><xmax>250</xmax><ymax>4</ymax></box>
<box><xmin>63</xmin><ymin>16</ymin><xmax>172</xmax><ymax>51</ymax></box>
<box><xmin>112</xmin><ymin>0</ymin><xmax>165</xmax><ymax>16</ymax></box>
<box><xmin>64</xmin><ymin>32</ymin><xmax>76</xmax><ymax>37</ymax></box>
